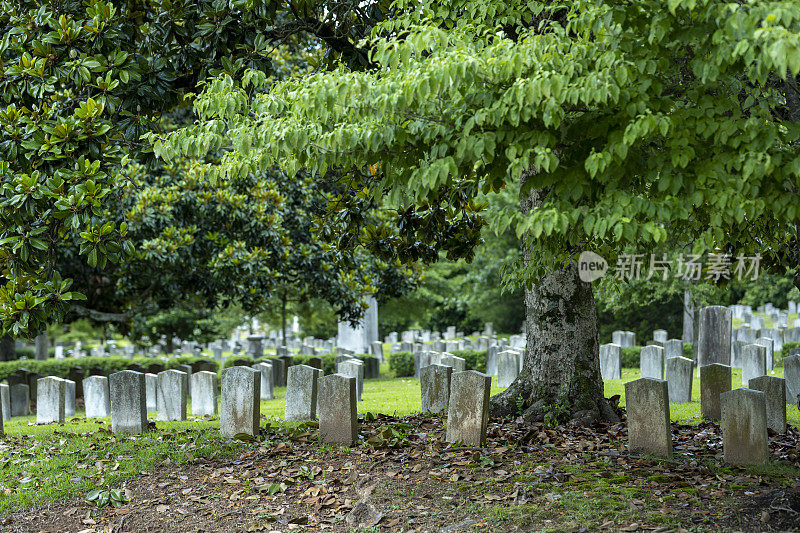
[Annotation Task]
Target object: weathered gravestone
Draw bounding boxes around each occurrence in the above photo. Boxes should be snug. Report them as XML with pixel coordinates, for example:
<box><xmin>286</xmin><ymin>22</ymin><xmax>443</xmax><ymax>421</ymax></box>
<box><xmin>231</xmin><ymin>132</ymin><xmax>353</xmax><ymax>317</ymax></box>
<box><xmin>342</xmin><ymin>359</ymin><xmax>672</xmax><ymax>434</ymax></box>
<box><xmin>784</xmin><ymin>355</ymin><xmax>800</xmax><ymax>406</ymax></box>
<box><xmin>741</xmin><ymin>344</ymin><xmax>766</xmax><ymax>387</ymax></box>
<box><xmin>624</xmin><ymin>378</ymin><xmax>672</xmax><ymax>458</ymax></box>
<box><xmin>0</xmin><ymin>383</ymin><xmax>10</xmax><ymax>421</ymax></box>
<box><xmin>720</xmin><ymin>388</ymin><xmax>769</xmax><ymax>465</ymax></box>
<box><xmin>220</xmin><ymin>366</ymin><xmax>260</xmax><ymax>439</ymax></box>
<box><xmin>700</xmin><ymin>363</ymin><xmax>731</xmax><ymax>421</ymax></box>
<box><xmin>110</xmin><ymin>371</ymin><xmax>148</xmax><ymax>435</ymax></box>
<box><xmin>176</xmin><ymin>364</ymin><xmax>193</xmax><ymax>395</ymax></box>
<box><xmin>730</xmin><ymin>340</ymin><xmax>746</xmax><ymax>368</ymax></box>
<box><xmin>754</xmin><ymin>337</ymin><xmax>775</xmax><ymax>373</ymax></box>
<box><xmin>83</xmin><ymin>376</ymin><xmax>110</xmax><ymax>418</ymax></box>
<box><xmin>640</xmin><ymin>345</ymin><xmax>665</xmax><ymax>380</ymax></box>
<box><xmin>697</xmin><ymin>306</ymin><xmax>732</xmax><ymax>372</ymax></box>
<box><xmin>446</xmin><ymin>370</ymin><xmax>491</xmax><ymax>446</ymax></box>
<box><xmin>414</xmin><ymin>352</ymin><xmax>431</xmax><ymax>379</ymax></box>
<box><xmin>145</xmin><ymin>373</ymin><xmax>158</xmax><ymax>413</ymax></box>
<box><xmin>653</xmin><ymin>329</ymin><xmax>668</xmax><ymax>344</ymax></box>
<box><xmin>664</xmin><ymin>339</ymin><xmax>683</xmax><ymax>360</ymax></box>
<box><xmin>252</xmin><ymin>362</ymin><xmax>274</xmax><ymax>400</ymax></box>
<box><xmin>334</xmin><ymin>354</ymin><xmax>353</xmax><ymax>372</ymax></box>
<box><xmin>486</xmin><ymin>345</ymin><xmax>499</xmax><ymax>376</ymax></box>
<box><xmin>62</xmin><ymin>379</ymin><xmax>76</xmax><ymax>417</ymax></box>
<box><xmin>271</xmin><ymin>358</ymin><xmax>286</xmax><ymax>387</ymax></box>
<box><xmin>748</xmin><ymin>376</ymin><xmax>786</xmax><ymax>434</ymax></box>
<box><xmin>599</xmin><ymin>343</ymin><xmax>621</xmax><ymax>380</ymax></box>
<box><xmin>497</xmin><ymin>350</ymin><xmax>519</xmax><ymax>388</ymax></box>
<box><xmin>370</xmin><ymin>341</ymin><xmax>383</xmax><ymax>361</ymax></box>
<box><xmin>278</xmin><ymin>355</ymin><xmax>293</xmax><ymax>383</ymax></box>
<box><xmin>10</xmin><ymin>384</ymin><xmax>29</xmax><ymax>417</ymax></box>
<box><xmin>157</xmin><ymin>369</ymin><xmax>188</xmax><ymax>422</ymax></box>
<box><xmin>307</xmin><ymin>357</ymin><xmax>323</xmax><ymax>371</ymax></box>
<box><xmin>363</xmin><ymin>357</ymin><xmax>380</xmax><ymax>379</ymax></box>
<box><xmin>338</xmin><ymin>359</ymin><xmax>364</xmax><ymax>401</ymax></box>
<box><xmin>192</xmin><ymin>371</ymin><xmax>218</xmax><ymax>416</ymax></box>
<box><xmin>666</xmin><ymin>356</ymin><xmax>693</xmax><ymax>403</ymax></box>
<box><xmin>285</xmin><ymin>365</ymin><xmax>322</xmax><ymax>421</ymax></box>
<box><xmin>36</xmin><ymin>377</ymin><xmax>65</xmax><ymax>424</ymax></box>
<box><xmin>440</xmin><ymin>353</ymin><xmax>466</xmax><ymax>373</ymax></box>
<box><xmin>317</xmin><ymin>373</ymin><xmax>357</xmax><ymax>445</ymax></box>
<box><xmin>420</xmin><ymin>364</ymin><xmax>452</xmax><ymax>414</ymax></box>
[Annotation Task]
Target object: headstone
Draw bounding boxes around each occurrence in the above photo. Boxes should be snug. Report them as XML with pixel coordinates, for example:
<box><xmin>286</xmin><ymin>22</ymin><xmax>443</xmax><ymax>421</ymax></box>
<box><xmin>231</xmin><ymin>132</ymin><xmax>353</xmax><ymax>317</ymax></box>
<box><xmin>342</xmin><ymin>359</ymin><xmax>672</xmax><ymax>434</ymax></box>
<box><xmin>307</xmin><ymin>357</ymin><xmax>323</xmax><ymax>371</ymax></box>
<box><xmin>246</xmin><ymin>335</ymin><xmax>264</xmax><ymax>358</ymax></box>
<box><xmin>338</xmin><ymin>359</ymin><xmax>364</xmax><ymax>401</ymax></box>
<box><xmin>653</xmin><ymin>329</ymin><xmax>668</xmax><ymax>343</ymax></box>
<box><xmin>363</xmin><ymin>357</ymin><xmax>380</xmax><ymax>379</ymax></box>
<box><xmin>317</xmin><ymin>374</ymin><xmax>357</xmax><ymax>445</ymax></box>
<box><xmin>624</xmin><ymin>378</ymin><xmax>672</xmax><ymax>458</ymax></box>
<box><xmin>486</xmin><ymin>345</ymin><xmax>499</xmax><ymax>376</ymax></box>
<box><xmin>370</xmin><ymin>341</ymin><xmax>383</xmax><ymax>361</ymax></box>
<box><xmin>0</xmin><ymin>383</ymin><xmax>10</xmax><ymax>421</ymax></box>
<box><xmin>191</xmin><ymin>371</ymin><xmax>218</xmax><ymax>416</ymax></box>
<box><xmin>730</xmin><ymin>340</ymin><xmax>746</xmax><ymax>368</ymax></box>
<box><xmin>497</xmin><ymin>350</ymin><xmax>519</xmax><ymax>388</ymax></box>
<box><xmin>420</xmin><ymin>364</ymin><xmax>452</xmax><ymax>413</ymax></box>
<box><xmin>278</xmin><ymin>355</ymin><xmax>293</xmax><ymax>383</ymax></box>
<box><xmin>741</xmin><ymin>344</ymin><xmax>766</xmax><ymax>387</ymax></box>
<box><xmin>748</xmin><ymin>376</ymin><xmax>787</xmax><ymax>434</ymax></box>
<box><xmin>334</xmin><ymin>354</ymin><xmax>353</xmax><ymax>372</ymax></box>
<box><xmin>697</xmin><ymin>306</ymin><xmax>732</xmax><ymax>371</ymax></box>
<box><xmin>640</xmin><ymin>345</ymin><xmax>665</xmax><ymax>380</ymax></box>
<box><xmin>156</xmin><ymin>370</ymin><xmax>188</xmax><ymax>422</ymax></box>
<box><xmin>753</xmin><ymin>337</ymin><xmax>775</xmax><ymax>372</ymax></box>
<box><xmin>62</xmin><ymin>379</ymin><xmax>76</xmax><ymax>417</ymax></box>
<box><xmin>34</xmin><ymin>332</ymin><xmax>49</xmax><ymax>360</ymax></box>
<box><xmin>446</xmin><ymin>371</ymin><xmax>491</xmax><ymax>446</ymax></box>
<box><xmin>145</xmin><ymin>373</ymin><xmax>158</xmax><ymax>413</ymax></box>
<box><xmin>683</xmin><ymin>291</ymin><xmax>694</xmax><ymax>344</ymax></box>
<box><xmin>220</xmin><ymin>366</ymin><xmax>260</xmax><ymax>439</ymax></box>
<box><xmin>83</xmin><ymin>376</ymin><xmax>110</xmax><ymax>418</ymax></box>
<box><xmin>252</xmin><ymin>362</ymin><xmax>274</xmax><ymax>400</ymax></box>
<box><xmin>440</xmin><ymin>353</ymin><xmax>466</xmax><ymax>373</ymax></box>
<box><xmin>720</xmin><ymin>388</ymin><xmax>769</xmax><ymax>465</ymax></box>
<box><xmin>599</xmin><ymin>343</ymin><xmax>621</xmax><ymax>380</ymax></box>
<box><xmin>271</xmin><ymin>358</ymin><xmax>286</xmax><ymax>387</ymax></box>
<box><xmin>665</xmin><ymin>356</ymin><xmax>693</xmax><ymax>403</ymax></box>
<box><xmin>700</xmin><ymin>363</ymin><xmax>731</xmax><ymax>421</ymax></box>
<box><xmin>664</xmin><ymin>339</ymin><xmax>683</xmax><ymax>360</ymax></box>
<box><xmin>36</xmin><ymin>377</ymin><xmax>65</xmax><ymax>424</ymax></box>
<box><xmin>10</xmin><ymin>384</ymin><xmax>29</xmax><ymax>417</ymax></box>
<box><xmin>284</xmin><ymin>365</ymin><xmax>322</xmax><ymax>421</ymax></box>
<box><xmin>337</xmin><ymin>296</ymin><xmax>378</xmax><ymax>353</ymax></box>
<box><xmin>783</xmin><ymin>355</ymin><xmax>800</xmax><ymax>406</ymax></box>
<box><xmin>413</xmin><ymin>352</ymin><xmax>430</xmax><ymax>379</ymax></box>
<box><xmin>110</xmin><ymin>371</ymin><xmax>148</xmax><ymax>435</ymax></box>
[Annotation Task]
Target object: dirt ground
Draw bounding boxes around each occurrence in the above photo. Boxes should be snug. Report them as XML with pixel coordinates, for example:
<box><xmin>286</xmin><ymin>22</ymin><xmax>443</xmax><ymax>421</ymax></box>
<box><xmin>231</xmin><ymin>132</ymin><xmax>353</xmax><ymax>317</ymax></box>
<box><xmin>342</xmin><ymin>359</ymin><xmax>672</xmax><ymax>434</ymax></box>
<box><xmin>4</xmin><ymin>413</ymin><xmax>800</xmax><ymax>532</ymax></box>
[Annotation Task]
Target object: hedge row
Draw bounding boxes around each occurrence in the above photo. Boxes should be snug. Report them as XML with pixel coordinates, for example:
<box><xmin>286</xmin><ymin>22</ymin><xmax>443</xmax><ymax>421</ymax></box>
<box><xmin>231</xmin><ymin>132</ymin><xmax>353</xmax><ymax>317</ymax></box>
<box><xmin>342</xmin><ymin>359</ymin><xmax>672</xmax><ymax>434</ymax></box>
<box><xmin>0</xmin><ymin>355</ymin><xmax>218</xmax><ymax>382</ymax></box>
<box><xmin>388</xmin><ymin>350</ymin><xmax>489</xmax><ymax>377</ymax></box>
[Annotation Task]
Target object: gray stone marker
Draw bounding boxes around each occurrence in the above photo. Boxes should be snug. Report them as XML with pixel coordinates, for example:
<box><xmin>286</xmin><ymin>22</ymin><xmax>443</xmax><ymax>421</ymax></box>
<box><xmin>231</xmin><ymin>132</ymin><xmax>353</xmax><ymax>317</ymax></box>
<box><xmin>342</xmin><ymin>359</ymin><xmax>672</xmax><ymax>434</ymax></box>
<box><xmin>486</xmin><ymin>345</ymin><xmax>499</xmax><ymax>376</ymax></box>
<box><xmin>156</xmin><ymin>369</ymin><xmax>188</xmax><ymax>422</ymax></box>
<box><xmin>640</xmin><ymin>345</ymin><xmax>665</xmax><ymax>380</ymax></box>
<box><xmin>110</xmin><ymin>370</ymin><xmax>148</xmax><ymax>435</ymax></box>
<box><xmin>145</xmin><ymin>373</ymin><xmax>158</xmax><ymax>413</ymax></box>
<box><xmin>0</xmin><ymin>383</ymin><xmax>10</xmax><ymax>421</ymax></box>
<box><xmin>370</xmin><ymin>341</ymin><xmax>383</xmax><ymax>361</ymax></box>
<box><xmin>599</xmin><ymin>343</ymin><xmax>621</xmax><ymax>380</ymax></box>
<box><xmin>624</xmin><ymin>378</ymin><xmax>672</xmax><ymax>458</ymax></box>
<box><xmin>338</xmin><ymin>359</ymin><xmax>364</xmax><ymax>401</ymax></box>
<box><xmin>191</xmin><ymin>371</ymin><xmax>218</xmax><ymax>416</ymax></box>
<box><xmin>83</xmin><ymin>376</ymin><xmax>110</xmax><ymax>418</ymax></box>
<box><xmin>252</xmin><ymin>362</ymin><xmax>274</xmax><ymax>400</ymax></box>
<box><xmin>10</xmin><ymin>384</ymin><xmax>29</xmax><ymax>417</ymax></box>
<box><xmin>363</xmin><ymin>357</ymin><xmax>380</xmax><ymax>379</ymax></box>
<box><xmin>62</xmin><ymin>379</ymin><xmax>76</xmax><ymax>417</ymax></box>
<box><xmin>748</xmin><ymin>375</ymin><xmax>787</xmax><ymax>434</ymax></box>
<box><xmin>784</xmin><ymin>355</ymin><xmax>800</xmax><ymax>406</ymax></box>
<box><xmin>446</xmin><ymin>370</ymin><xmax>491</xmax><ymax>446</ymax></box>
<box><xmin>741</xmin><ymin>344</ymin><xmax>766</xmax><ymax>387</ymax></box>
<box><xmin>440</xmin><ymin>353</ymin><xmax>466</xmax><ymax>373</ymax></box>
<box><xmin>36</xmin><ymin>377</ymin><xmax>65</xmax><ymax>424</ymax></box>
<box><xmin>697</xmin><ymin>305</ymin><xmax>732</xmax><ymax>371</ymax></box>
<box><xmin>220</xmin><ymin>366</ymin><xmax>260</xmax><ymax>439</ymax></box>
<box><xmin>413</xmin><ymin>352</ymin><xmax>430</xmax><ymax>379</ymax></box>
<box><xmin>318</xmin><ymin>373</ymin><xmax>357</xmax><ymax>445</ymax></box>
<box><xmin>284</xmin><ymin>365</ymin><xmax>322</xmax><ymax>421</ymax></box>
<box><xmin>271</xmin><ymin>358</ymin><xmax>286</xmax><ymax>387</ymax></box>
<box><xmin>420</xmin><ymin>364</ymin><xmax>452</xmax><ymax>413</ymax></box>
<box><xmin>720</xmin><ymin>388</ymin><xmax>769</xmax><ymax>465</ymax></box>
<box><xmin>664</xmin><ymin>339</ymin><xmax>683</xmax><ymax>360</ymax></box>
<box><xmin>666</xmin><ymin>356</ymin><xmax>693</xmax><ymax>403</ymax></box>
<box><xmin>700</xmin><ymin>363</ymin><xmax>731</xmax><ymax>421</ymax></box>
<box><xmin>497</xmin><ymin>350</ymin><xmax>519</xmax><ymax>388</ymax></box>
<box><xmin>653</xmin><ymin>329</ymin><xmax>668</xmax><ymax>344</ymax></box>
<box><xmin>754</xmin><ymin>337</ymin><xmax>775</xmax><ymax>372</ymax></box>
<box><xmin>730</xmin><ymin>340</ymin><xmax>746</xmax><ymax>368</ymax></box>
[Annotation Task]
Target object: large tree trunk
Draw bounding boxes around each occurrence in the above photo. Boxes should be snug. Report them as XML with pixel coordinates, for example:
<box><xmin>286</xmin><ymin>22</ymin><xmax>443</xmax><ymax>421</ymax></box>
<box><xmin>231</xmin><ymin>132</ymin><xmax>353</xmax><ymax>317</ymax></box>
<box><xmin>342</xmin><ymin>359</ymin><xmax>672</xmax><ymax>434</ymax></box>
<box><xmin>489</xmin><ymin>183</ymin><xmax>619</xmax><ymax>425</ymax></box>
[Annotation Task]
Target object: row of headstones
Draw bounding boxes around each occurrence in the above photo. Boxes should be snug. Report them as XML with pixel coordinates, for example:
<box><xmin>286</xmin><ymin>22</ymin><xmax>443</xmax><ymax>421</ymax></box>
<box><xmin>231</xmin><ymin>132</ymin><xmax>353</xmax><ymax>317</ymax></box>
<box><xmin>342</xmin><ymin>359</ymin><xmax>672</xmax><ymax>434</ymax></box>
<box><xmin>626</xmin><ymin>369</ymin><xmax>789</xmax><ymax>465</ymax></box>
<box><xmin>410</xmin><ymin>348</ymin><xmax>526</xmax><ymax>387</ymax></box>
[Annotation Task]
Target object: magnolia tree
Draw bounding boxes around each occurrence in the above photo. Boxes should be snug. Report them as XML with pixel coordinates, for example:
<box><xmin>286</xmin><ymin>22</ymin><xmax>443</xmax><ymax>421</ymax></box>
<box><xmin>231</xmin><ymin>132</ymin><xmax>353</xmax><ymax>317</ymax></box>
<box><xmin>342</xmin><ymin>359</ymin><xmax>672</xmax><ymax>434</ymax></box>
<box><xmin>159</xmin><ymin>0</ymin><xmax>800</xmax><ymax>423</ymax></box>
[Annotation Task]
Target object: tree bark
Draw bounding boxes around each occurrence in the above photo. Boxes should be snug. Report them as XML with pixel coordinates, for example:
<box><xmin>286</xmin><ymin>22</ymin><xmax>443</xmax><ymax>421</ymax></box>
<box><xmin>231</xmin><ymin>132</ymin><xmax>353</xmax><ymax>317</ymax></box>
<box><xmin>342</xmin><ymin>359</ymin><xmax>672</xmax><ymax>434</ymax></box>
<box><xmin>489</xmin><ymin>183</ymin><xmax>619</xmax><ymax>425</ymax></box>
<box><xmin>281</xmin><ymin>294</ymin><xmax>287</xmax><ymax>347</ymax></box>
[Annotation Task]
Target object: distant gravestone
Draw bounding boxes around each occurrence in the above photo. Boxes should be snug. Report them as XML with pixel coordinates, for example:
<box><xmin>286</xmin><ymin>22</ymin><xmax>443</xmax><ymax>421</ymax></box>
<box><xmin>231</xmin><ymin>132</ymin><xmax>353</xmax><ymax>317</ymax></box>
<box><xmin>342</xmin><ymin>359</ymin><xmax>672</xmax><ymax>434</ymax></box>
<box><xmin>110</xmin><ymin>371</ymin><xmax>148</xmax><ymax>435</ymax></box>
<box><xmin>784</xmin><ymin>355</ymin><xmax>800</xmax><ymax>406</ymax></box>
<box><xmin>446</xmin><ymin>370</ymin><xmax>491</xmax><ymax>446</ymax></box>
<box><xmin>318</xmin><ymin>374</ymin><xmax>357</xmax><ymax>445</ymax></box>
<box><xmin>338</xmin><ymin>359</ymin><xmax>364</xmax><ymax>401</ymax></box>
<box><xmin>63</xmin><ymin>379</ymin><xmax>76</xmax><ymax>417</ymax></box>
<box><xmin>700</xmin><ymin>363</ymin><xmax>731</xmax><ymax>421</ymax></box>
<box><xmin>640</xmin><ymin>345</ymin><xmax>665</xmax><ymax>380</ymax></box>
<box><xmin>363</xmin><ymin>357</ymin><xmax>380</xmax><ymax>379</ymax></box>
<box><xmin>307</xmin><ymin>357</ymin><xmax>323</xmax><ymax>371</ymax></box>
<box><xmin>284</xmin><ymin>365</ymin><xmax>322</xmax><ymax>421</ymax></box>
<box><xmin>191</xmin><ymin>371</ymin><xmax>218</xmax><ymax>416</ymax></box>
<box><xmin>741</xmin><ymin>344</ymin><xmax>766</xmax><ymax>387</ymax></box>
<box><xmin>10</xmin><ymin>384</ymin><xmax>29</xmax><ymax>417</ymax></box>
<box><xmin>697</xmin><ymin>306</ymin><xmax>732</xmax><ymax>371</ymax></box>
<box><xmin>666</xmin><ymin>356</ymin><xmax>693</xmax><ymax>403</ymax></box>
<box><xmin>720</xmin><ymin>388</ymin><xmax>769</xmax><ymax>465</ymax></box>
<box><xmin>664</xmin><ymin>339</ymin><xmax>683</xmax><ymax>360</ymax></box>
<box><xmin>653</xmin><ymin>329</ymin><xmax>668</xmax><ymax>344</ymax></box>
<box><xmin>730</xmin><ymin>340</ymin><xmax>746</xmax><ymax>368</ymax></box>
<box><xmin>599</xmin><ymin>343</ymin><xmax>621</xmax><ymax>380</ymax></box>
<box><xmin>156</xmin><ymin>369</ymin><xmax>188</xmax><ymax>422</ymax></box>
<box><xmin>414</xmin><ymin>352</ymin><xmax>430</xmax><ymax>379</ymax></box>
<box><xmin>271</xmin><ymin>358</ymin><xmax>286</xmax><ymax>387</ymax></box>
<box><xmin>0</xmin><ymin>383</ymin><xmax>10</xmax><ymax>422</ymax></box>
<box><xmin>334</xmin><ymin>354</ymin><xmax>353</xmax><ymax>372</ymax></box>
<box><xmin>144</xmin><ymin>373</ymin><xmax>158</xmax><ymax>413</ymax></box>
<box><xmin>440</xmin><ymin>353</ymin><xmax>466</xmax><ymax>373</ymax></box>
<box><xmin>220</xmin><ymin>366</ymin><xmax>260</xmax><ymax>439</ymax></box>
<box><xmin>252</xmin><ymin>362</ymin><xmax>274</xmax><ymax>400</ymax></box>
<box><xmin>420</xmin><ymin>364</ymin><xmax>452</xmax><ymax>414</ymax></box>
<box><xmin>486</xmin><ymin>345</ymin><xmax>499</xmax><ymax>376</ymax></box>
<box><xmin>748</xmin><ymin>376</ymin><xmax>787</xmax><ymax>434</ymax></box>
<box><xmin>754</xmin><ymin>337</ymin><xmax>775</xmax><ymax>372</ymax></box>
<box><xmin>83</xmin><ymin>376</ymin><xmax>111</xmax><ymax>418</ymax></box>
<box><xmin>624</xmin><ymin>378</ymin><xmax>672</xmax><ymax>458</ymax></box>
<box><xmin>370</xmin><ymin>341</ymin><xmax>383</xmax><ymax>361</ymax></box>
<box><xmin>497</xmin><ymin>350</ymin><xmax>519</xmax><ymax>388</ymax></box>
<box><xmin>36</xmin><ymin>377</ymin><xmax>65</xmax><ymax>424</ymax></box>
